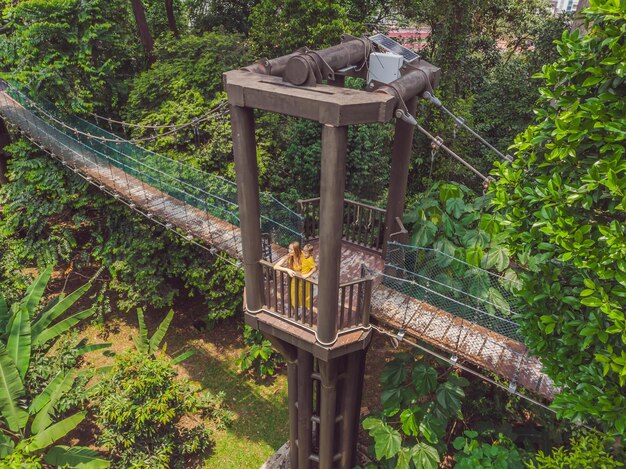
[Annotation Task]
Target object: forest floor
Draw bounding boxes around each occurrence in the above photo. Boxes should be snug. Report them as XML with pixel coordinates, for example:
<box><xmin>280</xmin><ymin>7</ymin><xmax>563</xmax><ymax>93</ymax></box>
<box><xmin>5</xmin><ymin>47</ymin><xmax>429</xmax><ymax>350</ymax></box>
<box><xmin>56</xmin><ymin>273</ymin><xmax>396</xmax><ymax>468</ymax></box>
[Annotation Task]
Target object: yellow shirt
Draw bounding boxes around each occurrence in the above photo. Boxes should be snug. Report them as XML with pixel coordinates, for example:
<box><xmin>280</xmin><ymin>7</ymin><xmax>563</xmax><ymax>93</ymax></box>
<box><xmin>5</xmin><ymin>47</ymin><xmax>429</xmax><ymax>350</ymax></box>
<box><xmin>301</xmin><ymin>255</ymin><xmax>316</xmax><ymax>275</ymax></box>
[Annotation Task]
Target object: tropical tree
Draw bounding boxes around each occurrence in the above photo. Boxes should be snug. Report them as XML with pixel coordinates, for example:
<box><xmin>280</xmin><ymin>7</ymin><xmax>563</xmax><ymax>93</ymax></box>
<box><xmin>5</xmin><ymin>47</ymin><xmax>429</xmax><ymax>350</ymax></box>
<box><xmin>490</xmin><ymin>0</ymin><xmax>626</xmax><ymax>435</ymax></box>
<box><xmin>0</xmin><ymin>266</ymin><xmax>110</xmax><ymax>467</ymax></box>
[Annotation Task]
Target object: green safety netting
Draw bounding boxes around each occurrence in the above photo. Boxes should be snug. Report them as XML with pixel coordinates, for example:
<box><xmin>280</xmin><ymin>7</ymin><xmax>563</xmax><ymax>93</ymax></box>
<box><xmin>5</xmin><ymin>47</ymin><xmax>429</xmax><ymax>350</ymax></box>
<box><xmin>5</xmin><ymin>83</ymin><xmax>302</xmax><ymax>249</ymax></box>
<box><xmin>383</xmin><ymin>242</ymin><xmax>522</xmax><ymax>340</ymax></box>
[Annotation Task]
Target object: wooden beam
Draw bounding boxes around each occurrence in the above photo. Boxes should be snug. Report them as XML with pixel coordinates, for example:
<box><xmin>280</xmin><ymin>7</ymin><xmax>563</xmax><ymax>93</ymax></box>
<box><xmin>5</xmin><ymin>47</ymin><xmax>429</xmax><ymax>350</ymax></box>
<box><xmin>224</xmin><ymin>70</ymin><xmax>396</xmax><ymax>126</ymax></box>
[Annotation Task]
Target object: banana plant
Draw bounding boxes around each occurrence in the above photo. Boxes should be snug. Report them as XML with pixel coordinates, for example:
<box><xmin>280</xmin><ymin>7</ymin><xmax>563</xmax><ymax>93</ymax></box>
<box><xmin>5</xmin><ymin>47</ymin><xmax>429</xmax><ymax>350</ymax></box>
<box><xmin>133</xmin><ymin>308</ymin><xmax>194</xmax><ymax>364</ymax></box>
<box><xmin>0</xmin><ymin>266</ymin><xmax>110</xmax><ymax>467</ymax></box>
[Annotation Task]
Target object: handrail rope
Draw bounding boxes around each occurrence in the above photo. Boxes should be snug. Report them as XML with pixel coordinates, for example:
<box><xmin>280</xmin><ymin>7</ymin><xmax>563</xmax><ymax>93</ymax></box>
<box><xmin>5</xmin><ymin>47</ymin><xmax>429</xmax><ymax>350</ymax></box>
<box><xmin>3</xmin><ymin>83</ymin><xmax>301</xmax><ymax>223</ymax></box>
<box><xmin>89</xmin><ymin>102</ymin><xmax>228</xmax><ymax>130</ymax></box>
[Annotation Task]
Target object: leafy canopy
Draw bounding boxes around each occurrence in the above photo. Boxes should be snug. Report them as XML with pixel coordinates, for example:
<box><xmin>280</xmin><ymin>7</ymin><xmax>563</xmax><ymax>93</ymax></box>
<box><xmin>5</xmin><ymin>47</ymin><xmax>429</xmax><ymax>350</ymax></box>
<box><xmin>490</xmin><ymin>0</ymin><xmax>626</xmax><ymax>435</ymax></box>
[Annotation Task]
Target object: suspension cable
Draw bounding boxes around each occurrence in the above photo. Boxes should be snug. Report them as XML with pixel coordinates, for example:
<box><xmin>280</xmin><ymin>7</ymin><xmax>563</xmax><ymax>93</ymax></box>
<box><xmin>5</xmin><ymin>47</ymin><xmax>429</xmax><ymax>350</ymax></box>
<box><xmin>422</xmin><ymin>91</ymin><xmax>514</xmax><ymax>163</ymax></box>
<box><xmin>414</xmin><ymin>122</ymin><xmax>493</xmax><ymax>184</ymax></box>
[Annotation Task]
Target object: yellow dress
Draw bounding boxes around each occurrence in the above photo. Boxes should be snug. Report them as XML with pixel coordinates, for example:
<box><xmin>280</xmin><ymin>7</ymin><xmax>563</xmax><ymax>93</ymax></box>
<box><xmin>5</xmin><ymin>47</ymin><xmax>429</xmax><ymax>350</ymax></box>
<box><xmin>301</xmin><ymin>255</ymin><xmax>316</xmax><ymax>309</ymax></box>
<box><xmin>290</xmin><ymin>255</ymin><xmax>316</xmax><ymax>309</ymax></box>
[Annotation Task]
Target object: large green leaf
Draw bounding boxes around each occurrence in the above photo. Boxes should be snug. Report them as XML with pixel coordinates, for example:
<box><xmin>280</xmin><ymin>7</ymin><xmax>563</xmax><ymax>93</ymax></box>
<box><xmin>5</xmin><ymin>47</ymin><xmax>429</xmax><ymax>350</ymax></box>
<box><xmin>0</xmin><ymin>343</ymin><xmax>25</xmax><ymax>432</ymax></box>
<box><xmin>436</xmin><ymin>381</ymin><xmax>465</xmax><ymax>418</ymax></box>
<box><xmin>412</xmin><ymin>363</ymin><xmax>438</xmax><ymax>396</ymax></box>
<box><xmin>411</xmin><ymin>442</ymin><xmax>440</xmax><ymax>469</ymax></box>
<box><xmin>445</xmin><ymin>197</ymin><xmax>466</xmax><ymax>219</ymax></box>
<box><xmin>133</xmin><ymin>308</ymin><xmax>148</xmax><ymax>354</ymax></box>
<box><xmin>44</xmin><ymin>445</ymin><xmax>110</xmax><ymax>468</ymax></box>
<box><xmin>6</xmin><ymin>307</ymin><xmax>31</xmax><ymax>381</ymax></box>
<box><xmin>482</xmin><ymin>246</ymin><xmax>510</xmax><ymax>271</ymax></box>
<box><xmin>20</xmin><ymin>411</ymin><xmax>85</xmax><ymax>452</ymax></box>
<box><xmin>32</xmin><ymin>308</ymin><xmax>96</xmax><ymax>347</ymax></box>
<box><xmin>372</xmin><ymin>423</ymin><xmax>401</xmax><ymax>460</ymax></box>
<box><xmin>31</xmin><ymin>280</ymin><xmax>92</xmax><ymax>341</ymax></box>
<box><xmin>29</xmin><ymin>371</ymin><xmax>65</xmax><ymax>415</ymax></box>
<box><xmin>20</xmin><ymin>265</ymin><xmax>53</xmax><ymax>316</ymax></box>
<box><xmin>410</xmin><ymin>221</ymin><xmax>438</xmax><ymax>247</ymax></box>
<box><xmin>31</xmin><ymin>371</ymin><xmax>76</xmax><ymax>435</ymax></box>
<box><xmin>149</xmin><ymin>309</ymin><xmax>174</xmax><ymax>354</ymax></box>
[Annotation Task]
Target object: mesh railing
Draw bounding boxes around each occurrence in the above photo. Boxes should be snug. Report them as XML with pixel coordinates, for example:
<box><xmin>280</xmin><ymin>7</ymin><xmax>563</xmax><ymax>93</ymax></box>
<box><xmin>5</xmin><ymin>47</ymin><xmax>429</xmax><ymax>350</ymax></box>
<box><xmin>4</xmin><ymin>83</ymin><xmax>302</xmax><ymax>250</ymax></box>
<box><xmin>383</xmin><ymin>242</ymin><xmax>522</xmax><ymax>340</ymax></box>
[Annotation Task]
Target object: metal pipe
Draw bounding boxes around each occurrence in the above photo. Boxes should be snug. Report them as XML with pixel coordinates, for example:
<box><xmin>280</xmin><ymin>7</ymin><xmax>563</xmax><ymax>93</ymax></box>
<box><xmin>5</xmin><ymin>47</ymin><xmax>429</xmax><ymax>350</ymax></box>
<box><xmin>284</xmin><ymin>39</ymin><xmax>369</xmax><ymax>86</ymax></box>
<box><xmin>317</xmin><ymin>124</ymin><xmax>348</xmax><ymax>345</ymax></box>
<box><xmin>242</xmin><ymin>51</ymin><xmax>303</xmax><ymax>76</ymax></box>
<box><xmin>230</xmin><ymin>105</ymin><xmax>265</xmax><ymax>310</ymax></box>
<box><xmin>376</xmin><ymin>65</ymin><xmax>440</xmax><ymax>105</ymax></box>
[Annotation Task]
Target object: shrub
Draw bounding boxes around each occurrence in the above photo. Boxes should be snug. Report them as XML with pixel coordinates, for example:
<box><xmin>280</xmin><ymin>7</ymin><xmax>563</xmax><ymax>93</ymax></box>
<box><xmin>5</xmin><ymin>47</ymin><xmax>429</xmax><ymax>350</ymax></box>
<box><xmin>527</xmin><ymin>432</ymin><xmax>623</xmax><ymax>469</ymax></box>
<box><xmin>453</xmin><ymin>430</ymin><xmax>524</xmax><ymax>468</ymax></box>
<box><xmin>236</xmin><ymin>325</ymin><xmax>283</xmax><ymax>378</ymax></box>
<box><xmin>94</xmin><ymin>350</ymin><xmax>231</xmax><ymax>468</ymax></box>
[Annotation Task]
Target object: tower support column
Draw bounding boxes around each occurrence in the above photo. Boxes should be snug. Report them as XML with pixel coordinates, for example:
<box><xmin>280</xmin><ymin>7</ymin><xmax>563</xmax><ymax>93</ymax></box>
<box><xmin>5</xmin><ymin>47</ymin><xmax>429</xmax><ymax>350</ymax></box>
<box><xmin>230</xmin><ymin>105</ymin><xmax>264</xmax><ymax>310</ymax></box>
<box><xmin>317</xmin><ymin>124</ymin><xmax>348</xmax><ymax>345</ymax></box>
<box><xmin>383</xmin><ymin>97</ymin><xmax>418</xmax><ymax>255</ymax></box>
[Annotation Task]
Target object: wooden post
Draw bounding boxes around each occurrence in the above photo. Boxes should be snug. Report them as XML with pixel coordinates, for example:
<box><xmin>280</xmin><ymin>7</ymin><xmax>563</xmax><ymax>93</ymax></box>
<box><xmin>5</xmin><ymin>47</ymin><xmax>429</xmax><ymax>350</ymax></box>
<box><xmin>318</xmin><ymin>359</ymin><xmax>339</xmax><ymax>468</ymax></box>
<box><xmin>316</xmin><ymin>124</ymin><xmax>348</xmax><ymax>345</ymax></box>
<box><xmin>231</xmin><ymin>105</ymin><xmax>265</xmax><ymax>311</ymax></box>
<box><xmin>382</xmin><ymin>97</ymin><xmax>418</xmax><ymax>257</ymax></box>
<box><xmin>339</xmin><ymin>350</ymin><xmax>367</xmax><ymax>468</ymax></box>
<box><xmin>297</xmin><ymin>348</ymin><xmax>314</xmax><ymax>469</ymax></box>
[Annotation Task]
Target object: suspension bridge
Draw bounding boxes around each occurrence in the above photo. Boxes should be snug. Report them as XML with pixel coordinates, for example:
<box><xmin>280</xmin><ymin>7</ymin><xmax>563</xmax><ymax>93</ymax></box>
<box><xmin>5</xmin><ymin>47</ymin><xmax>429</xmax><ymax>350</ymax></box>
<box><xmin>0</xmin><ymin>81</ymin><xmax>556</xmax><ymax>401</ymax></box>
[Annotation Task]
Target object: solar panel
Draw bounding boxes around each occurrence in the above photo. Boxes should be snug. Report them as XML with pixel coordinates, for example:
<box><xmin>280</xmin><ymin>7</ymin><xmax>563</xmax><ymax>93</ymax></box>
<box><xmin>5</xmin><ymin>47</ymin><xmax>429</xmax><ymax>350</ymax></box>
<box><xmin>369</xmin><ymin>34</ymin><xmax>420</xmax><ymax>63</ymax></box>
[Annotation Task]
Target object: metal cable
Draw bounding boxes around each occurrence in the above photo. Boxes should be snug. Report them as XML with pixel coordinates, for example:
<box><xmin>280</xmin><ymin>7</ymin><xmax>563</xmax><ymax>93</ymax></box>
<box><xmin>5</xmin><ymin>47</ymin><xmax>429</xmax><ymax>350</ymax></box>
<box><xmin>422</xmin><ymin>91</ymin><xmax>514</xmax><ymax>163</ymax></box>
<box><xmin>415</xmin><ymin>122</ymin><xmax>493</xmax><ymax>184</ymax></box>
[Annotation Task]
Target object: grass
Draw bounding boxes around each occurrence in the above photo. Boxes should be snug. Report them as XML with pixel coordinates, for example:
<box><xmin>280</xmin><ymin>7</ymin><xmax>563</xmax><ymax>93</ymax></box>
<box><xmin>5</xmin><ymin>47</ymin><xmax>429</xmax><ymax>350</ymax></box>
<box><xmin>75</xmin><ymin>303</ymin><xmax>289</xmax><ymax>468</ymax></box>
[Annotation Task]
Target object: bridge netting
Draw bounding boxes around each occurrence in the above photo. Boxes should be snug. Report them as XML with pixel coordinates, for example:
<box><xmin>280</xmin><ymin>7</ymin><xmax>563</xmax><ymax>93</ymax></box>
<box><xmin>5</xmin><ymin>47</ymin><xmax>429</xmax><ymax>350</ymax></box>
<box><xmin>2</xmin><ymin>82</ymin><xmax>303</xmax><ymax>257</ymax></box>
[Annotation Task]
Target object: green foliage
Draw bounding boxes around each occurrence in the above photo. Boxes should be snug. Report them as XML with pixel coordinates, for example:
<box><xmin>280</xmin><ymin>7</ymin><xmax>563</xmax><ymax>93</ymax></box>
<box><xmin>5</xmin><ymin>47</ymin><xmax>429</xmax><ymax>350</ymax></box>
<box><xmin>490</xmin><ymin>0</ymin><xmax>626</xmax><ymax>435</ymax></box>
<box><xmin>526</xmin><ymin>432</ymin><xmax>623</xmax><ymax>469</ymax></box>
<box><xmin>404</xmin><ymin>181</ymin><xmax>511</xmax><ymax>272</ymax></box>
<box><xmin>0</xmin><ymin>0</ymin><xmax>139</xmax><ymax>113</ymax></box>
<box><xmin>236</xmin><ymin>325</ymin><xmax>283</xmax><ymax>378</ymax></box>
<box><xmin>362</xmin><ymin>351</ymin><xmax>468</xmax><ymax>468</ymax></box>
<box><xmin>453</xmin><ymin>431</ymin><xmax>524</xmax><ymax>469</ymax></box>
<box><xmin>133</xmin><ymin>308</ymin><xmax>195</xmax><ymax>364</ymax></box>
<box><xmin>0</xmin><ymin>268</ymin><xmax>110</xmax><ymax>467</ymax></box>
<box><xmin>248</xmin><ymin>0</ymin><xmax>359</xmax><ymax>58</ymax></box>
<box><xmin>94</xmin><ymin>350</ymin><xmax>232</xmax><ymax>468</ymax></box>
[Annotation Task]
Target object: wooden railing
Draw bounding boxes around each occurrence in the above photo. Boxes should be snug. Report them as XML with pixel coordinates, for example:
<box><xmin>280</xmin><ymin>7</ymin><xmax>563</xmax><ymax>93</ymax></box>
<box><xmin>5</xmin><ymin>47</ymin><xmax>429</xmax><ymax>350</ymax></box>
<box><xmin>259</xmin><ymin>260</ymin><xmax>373</xmax><ymax>333</ymax></box>
<box><xmin>298</xmin><ymin>197</ymin><xmax>387</xmax><ymax>252</ymax></box>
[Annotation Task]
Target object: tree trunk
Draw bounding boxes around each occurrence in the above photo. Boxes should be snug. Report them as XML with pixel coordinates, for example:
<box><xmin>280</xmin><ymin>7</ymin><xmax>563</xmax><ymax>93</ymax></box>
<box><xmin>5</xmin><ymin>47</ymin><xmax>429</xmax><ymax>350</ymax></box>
<box><xmin>130</xmin><ymin>0</ymin><xmax>155</xmax><ymax>64</ymax></box>
<box><xmin>165</xmin><ymin>0</ymin><xmax>178</xmax><ymax>36</ymax></box>
<box><xmin>0</xmin><ymin>118</ymin><xmax>11</xmax><ymax>185</ymax></box>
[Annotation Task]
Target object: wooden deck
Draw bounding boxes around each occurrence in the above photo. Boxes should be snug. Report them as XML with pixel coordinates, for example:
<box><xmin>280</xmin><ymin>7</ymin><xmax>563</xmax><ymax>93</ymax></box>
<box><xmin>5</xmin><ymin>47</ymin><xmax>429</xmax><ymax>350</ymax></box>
<box><xmin>0</xmin><ymin>87</ymin><xmax>556</xmax><ymax>399</ymax></box>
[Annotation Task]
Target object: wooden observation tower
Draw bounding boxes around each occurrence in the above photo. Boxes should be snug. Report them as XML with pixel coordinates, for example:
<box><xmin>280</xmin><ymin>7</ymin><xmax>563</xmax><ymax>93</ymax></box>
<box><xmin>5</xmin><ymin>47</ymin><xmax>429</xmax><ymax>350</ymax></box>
<box><xmin>225</xmin><ymin>35</ymin><xmax>440</xmax><ymax>468</ymax></box>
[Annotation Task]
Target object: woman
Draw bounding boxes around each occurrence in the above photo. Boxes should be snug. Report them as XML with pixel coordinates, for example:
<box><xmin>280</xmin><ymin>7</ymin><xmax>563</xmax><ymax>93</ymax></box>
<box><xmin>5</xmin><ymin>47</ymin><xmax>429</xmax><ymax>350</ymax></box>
<box><xmin>274</xmin><ymin>241</ymin><xmax>303</xmax><ymax>309</ymax></box>
<box><xmin>300</xmin><ymin>244</ymin><xmax>317</xmax><ymax>309</ymax></box>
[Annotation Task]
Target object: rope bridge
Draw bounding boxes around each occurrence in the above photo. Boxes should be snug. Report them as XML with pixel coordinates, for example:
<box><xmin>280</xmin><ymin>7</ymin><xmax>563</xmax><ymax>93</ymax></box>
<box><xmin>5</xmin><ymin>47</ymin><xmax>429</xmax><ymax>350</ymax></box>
<box><xmin>0</xmin><ymin>82</ymin><xmax>555</xmax><ymax>400</ymax></box>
